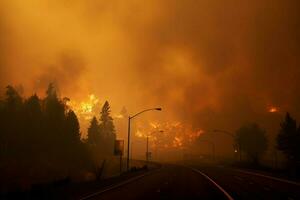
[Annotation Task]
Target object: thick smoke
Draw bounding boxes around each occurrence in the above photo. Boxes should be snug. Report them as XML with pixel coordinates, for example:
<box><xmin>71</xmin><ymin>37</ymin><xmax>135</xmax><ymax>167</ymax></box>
<box><xmin>1</xmin><ymin>0</ymin><xmax>300</xmax><ymax>154</ymax></box>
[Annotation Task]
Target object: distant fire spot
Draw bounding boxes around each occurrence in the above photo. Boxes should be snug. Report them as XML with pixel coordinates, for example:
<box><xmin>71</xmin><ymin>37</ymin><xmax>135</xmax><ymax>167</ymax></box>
<box><xmin>268</xmin><ymin>106</ymin><xmax>279</xmax><ymax>113</ymax></box>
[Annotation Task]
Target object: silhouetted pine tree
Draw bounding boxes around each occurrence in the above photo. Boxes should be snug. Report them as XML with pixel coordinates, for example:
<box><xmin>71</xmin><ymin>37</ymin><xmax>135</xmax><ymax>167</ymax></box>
<box><xmin>277</xmin><ymin>112</ymin><xmax>300</xmax><ymax>176</ymax></box>
<box><xmin>43</xmin><ymin>83</ymin><xmax>65</xmax><ymax>154</ymax></box>
<box><xmin>0</xmin><ymin>99</ymin><xmax>4</xmax><ymax>160</ymax></box>
<box><xmin>87</xmin><ymin>117</ymin><xmax>100</xmax><ymax>146</ymax></box>
<box><xmin>23</xmin><ymin>94</ymin><xmax>43</xmax><ymax>158</ymax></box>
<box><xmin>3</xmin><ymin>86</ymin><xmax>24</xmax><ymax>160</ymax></box>
<box><xmin>99</xmin><ymin>101</ymin><xmax>116</xmax><ymax>155</ymax></box>
<box><xmin>65</xmin><ymin>110</ymin><xmax>81</xmax><ymax>144</ymax></box>
<box><xmin>5</xmin><ymin>85</ymin><xmax>22</xmax><ymax>110</ymax></box>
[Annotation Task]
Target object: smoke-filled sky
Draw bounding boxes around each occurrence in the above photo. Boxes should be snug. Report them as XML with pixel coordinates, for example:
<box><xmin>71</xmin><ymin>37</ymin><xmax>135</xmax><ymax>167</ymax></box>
<box><xmin>1</xmin><ymin>0</ymin><xmax>300</xmax><ymax>154</ymax></box>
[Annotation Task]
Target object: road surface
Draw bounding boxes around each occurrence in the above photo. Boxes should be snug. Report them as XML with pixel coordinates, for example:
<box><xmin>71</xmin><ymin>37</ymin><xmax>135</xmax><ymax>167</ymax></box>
<box><xmin>194</xmin><ymin>164</ymin><xmax>300</xmax><ymax>200</ymax></box>
<box><xmin>81</xmin><ymin>164</ymin><xmax>228</xmax><ymax>200</ymax></box>
<box><xmin>81</xmin><ymin>164</ymin><xmax>300</xmax><ymax>200</ymax></box>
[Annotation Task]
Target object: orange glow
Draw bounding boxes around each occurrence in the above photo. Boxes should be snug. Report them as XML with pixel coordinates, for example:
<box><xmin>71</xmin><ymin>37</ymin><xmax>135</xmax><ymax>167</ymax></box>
<box><xmin>135</xmin><ymin>129</ymin><xmax>146</xmax><ymax>138</ymax></box>
<box><xmin>149</xmin><ymin>122</ymin><xmax>160</xmax><ymax>129</ymax></box>
<box><xmin>114</xmin><ymin>114</ymin><xmax>124</xmax><ymax>119</ymax></box>
<box><xmin>143</xmin><ymin>121</ymin><xmax>203</xmax><ymax>150</ymax></box>
<box><xmin>67</xmin><ymin>94</ymin><xmax>99</xmax><ymax>121</ymax></box>
<box><xmin>172</xmin><ymin>137</ymin><xmax>183</xmax><ymax>148</ymax></box>
<box><xmin>2</xmin><ymin>0</ymin><xmax>299</xmax><ymax>161</ymax></box>
<box><xmin>268</xmin><ymin>106</ymin><xmax>279</xmax><ymax>113</ymax></box>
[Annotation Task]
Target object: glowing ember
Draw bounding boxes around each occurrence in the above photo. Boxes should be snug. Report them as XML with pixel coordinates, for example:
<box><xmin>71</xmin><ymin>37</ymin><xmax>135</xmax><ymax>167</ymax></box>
<box><xmin>268</xmin><ymin>106</ymin><xmax>279</xmax><ymax>113</ymax></box>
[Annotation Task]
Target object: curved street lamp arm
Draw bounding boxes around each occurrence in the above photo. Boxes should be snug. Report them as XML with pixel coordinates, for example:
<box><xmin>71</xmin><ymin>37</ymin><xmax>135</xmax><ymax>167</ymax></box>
<box><xmin>213</xmin><ymin>129</ymin><xmax>235</xmax><ymax>137</ymax></box>
<box><xmin>130</xmin><ymin>108</ymin><xmax>162</xmax><ymax>119</ymax></box>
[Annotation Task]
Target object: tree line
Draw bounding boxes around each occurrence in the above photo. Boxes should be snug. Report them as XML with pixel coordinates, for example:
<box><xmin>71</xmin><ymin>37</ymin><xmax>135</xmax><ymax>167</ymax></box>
<box><xmin>234</xmin><ymin>112</ymin><xmax>300</xmax><ymax>176</ymax></box>
<box><xmin>0</xmin><ymin>84</ymin><xmax>117</xmax><ymax>189</ymax></box>
<box><xmin>277</xmin><ymin>113</ymin><xmax>300</xmax><ymax>175</ymax></box>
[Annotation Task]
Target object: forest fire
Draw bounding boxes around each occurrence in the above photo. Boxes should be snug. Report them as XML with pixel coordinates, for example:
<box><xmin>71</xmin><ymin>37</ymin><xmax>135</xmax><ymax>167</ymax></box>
<box><xmin>66</xmin><ymin>94</ymin><xmax>99</xmax><ymax>121</ymax></box>
<box><xmin>1</xmin><ymin>0</ymin><xmax>300</xmax><ymax>198</ymax></box>
<box><xmin>134</xmin><ymin>121</ymin><xmax>204</xmax><ymax>150</ymax></box>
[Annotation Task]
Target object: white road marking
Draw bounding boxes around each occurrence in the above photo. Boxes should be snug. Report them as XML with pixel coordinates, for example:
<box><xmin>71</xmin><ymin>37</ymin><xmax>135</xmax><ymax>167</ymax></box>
<box><xmin>79</xmin><ymin>169</ymin><xmax>159</xmax><ymax>200</ymax></box>
<box><xmin>190</xmin><ymin>167</ymin><xmax>235</xmax><ymax>200</ymax></box>
<box><xmin>235</xmin><ymin>169</ymin><xmax>300</xmax><ymax>187</ymax></box>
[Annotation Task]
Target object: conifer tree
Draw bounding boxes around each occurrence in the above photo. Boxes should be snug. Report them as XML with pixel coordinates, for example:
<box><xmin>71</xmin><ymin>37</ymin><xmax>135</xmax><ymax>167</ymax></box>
<box><xmin>99</xmin><ymin>101</ymin><xmax>116</xmax><ymax>155</ymax></box>
<box><xmin>87</xmin><ymin>116</ymin><xmax>100</xmax><ymax>146</ymax></box>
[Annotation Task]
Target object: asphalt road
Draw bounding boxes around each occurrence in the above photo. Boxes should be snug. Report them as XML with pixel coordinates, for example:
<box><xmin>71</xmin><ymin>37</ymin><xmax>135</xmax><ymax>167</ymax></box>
<box><xmin>81</xmin><ymin>164</ymin><xmax>300</xmax><ymax>200</ymax></box>
<box><xmin>82</xmin><ymin>164</ymin><xmax>228</xmax><ymax>200</ymax></box>
<box><xmin>193</xmin><ymin>164</ymin><xmax>300</xmax><ymax>200</ymax></box>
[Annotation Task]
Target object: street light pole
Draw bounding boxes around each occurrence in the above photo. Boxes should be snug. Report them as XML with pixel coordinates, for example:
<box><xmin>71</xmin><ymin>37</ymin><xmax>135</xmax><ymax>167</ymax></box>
<box><xmin>127</xmin><ymin>116</ymin><xmax>131</xmax><ymax>171</ymax></box>
<box><xmin>126</xmin><ymin>108</ymin><xmax>162</xmax><ymax>171</ymax></box>
<box><xmin>146</xmin><ymin>136</ymin><xmax>149</xmax><ymax>163</ymax></box>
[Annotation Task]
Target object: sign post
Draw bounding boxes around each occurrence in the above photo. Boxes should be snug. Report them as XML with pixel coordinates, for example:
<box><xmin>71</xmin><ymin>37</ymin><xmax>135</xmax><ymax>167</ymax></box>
<box><xmin>114</xmin><ymin>140</ymin><xmax>124</xmax><ymax>174</ymax></box>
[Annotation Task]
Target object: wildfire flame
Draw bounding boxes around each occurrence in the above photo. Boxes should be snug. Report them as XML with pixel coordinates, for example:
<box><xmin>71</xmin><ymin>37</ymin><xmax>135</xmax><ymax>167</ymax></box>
<box><xmin>173</xmin><ymin>136</ymin><xmax>183</xmax><ymax>147</ymax></box>
<box><xmin>268</xmin><ymin>106</ymin><xmax>279</xmax><ymax>113</ymax></box>
<box><xmin>149</xmin><ymin>122</ymin><xmax>160</xmax><ymax>129</ymax></box>
<box><xmin>66</xmin><ymin>94</ymin><xmax>100</xmax><ymax>120</ymax></box>
<box><xmin>134</xmin><ymin>121</ymin><xmax>204</xmax><ymax>150</ymax></box>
